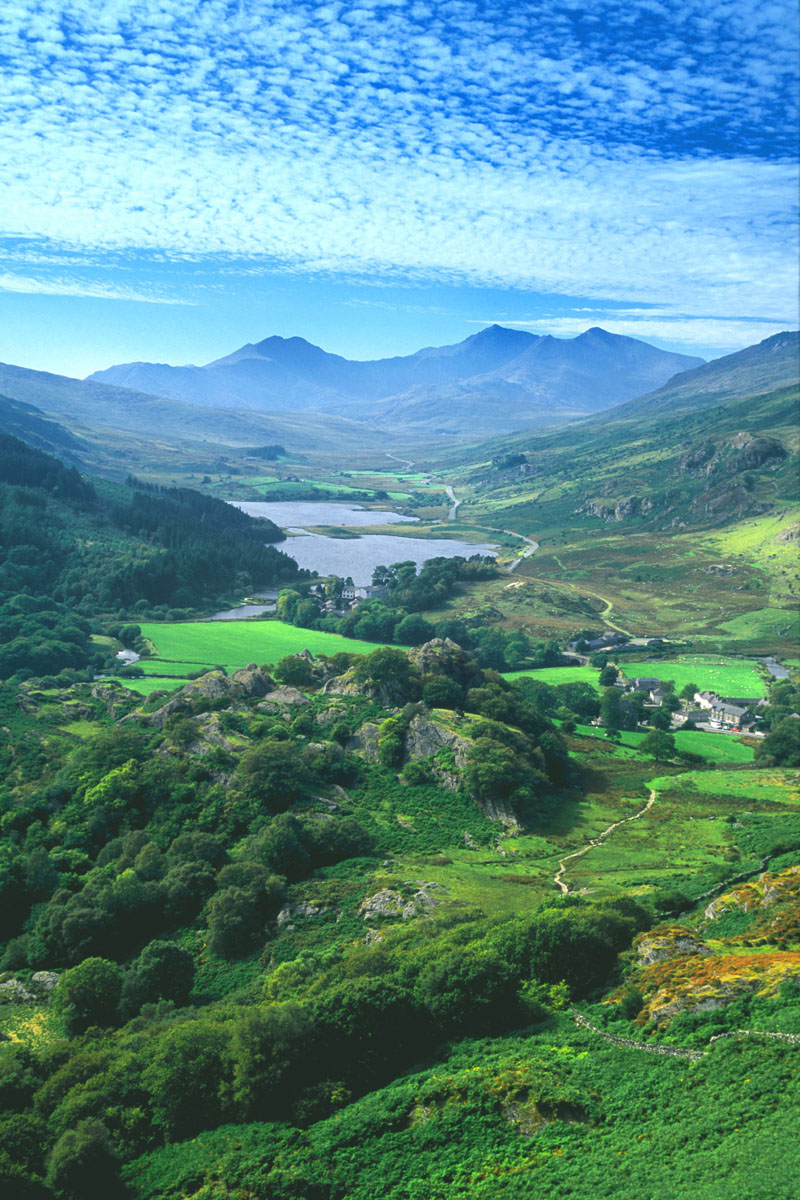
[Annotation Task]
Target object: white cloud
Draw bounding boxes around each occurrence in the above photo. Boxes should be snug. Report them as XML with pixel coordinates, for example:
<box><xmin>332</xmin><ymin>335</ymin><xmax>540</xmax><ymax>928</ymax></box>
<box><xmin>0</xmin><ymin>271</ymin><xmax>192</xmax><ymax>304</ymax></box>
<box><xmin>0</xmin><ymin>0</ymin><xmax>796</xmax><ymax>328</ymax></box>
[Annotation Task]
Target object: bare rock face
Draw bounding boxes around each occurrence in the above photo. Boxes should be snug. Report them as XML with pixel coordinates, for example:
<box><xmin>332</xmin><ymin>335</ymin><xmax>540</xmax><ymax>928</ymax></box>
<box><xmin>229</xmin><ymin>664</ymin><xmax>276</xmax><ymax>697</ymax></box>
<box><xmin>30</xmin><ymin>970</ymin><xmax>60</xmax><ymax>996</ymax></box>
<box><xmin>358</xmin><ymin>881</ymin><xmax>448</xmax><ymax>921</ymax></box>
<box><xmin>323</xmin><ymin>671</ymin><xmax>408</xmax><ymax>707</ymax></box>
<box><xmin>636</xmin><ymin>929</ymin><xmax>713</xmax><ymax>965</ymax></box>
<box><xmin>188</xmin><ymin>712</ymin><xmax>251</xmax><ymax>755</ymax></box>
<box><xmin>359</xmin><ymin>889</ymin><xmax>406</xmax><ymax>919</ymax></box>
<box><xmin>404</xmin><ymin>714</ymin><xmax>470</xmax><ymax>766</ymax></box>
<box><xmin>347</xmin><ymin>722</ymin><xmax>381</xmax><ymax>761</ymax></box>
<box><xmin>132</xmin><ymin>670</ymin><xmax>230</xmax><ymax>728</ymax></box>
<box><xmin>259</xmin><ymin>685</ymin><xmax>310</xmax><ymax>709</ymax></box>
<box><xmin>407</xmin><ymin>638</ymin><xmax>468</xmax><ymax>677</ymax></box>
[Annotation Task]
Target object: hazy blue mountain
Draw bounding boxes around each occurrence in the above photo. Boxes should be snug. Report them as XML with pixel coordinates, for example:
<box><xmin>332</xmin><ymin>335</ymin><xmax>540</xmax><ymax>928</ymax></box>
<box><xmin>0</xmin><ymin>361</ymin><xmax>389</xmax><ymax>453</ymax></box>
<box><xmin>87</xmin><ymin>326</ymin><xmax>704</xmax><ymax>433</ymax></box>
<box><xmin>0</xmin><ymin>393</ymin><xmax>87</xmax><ymax>462</ymax></box>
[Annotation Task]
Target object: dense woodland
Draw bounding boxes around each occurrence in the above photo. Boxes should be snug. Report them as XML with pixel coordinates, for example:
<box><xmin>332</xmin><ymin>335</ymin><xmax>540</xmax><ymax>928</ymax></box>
<box><xmin>0</xmin><ymin>434</ymin><xmax>303</xmax><ymax>679</ymax></box>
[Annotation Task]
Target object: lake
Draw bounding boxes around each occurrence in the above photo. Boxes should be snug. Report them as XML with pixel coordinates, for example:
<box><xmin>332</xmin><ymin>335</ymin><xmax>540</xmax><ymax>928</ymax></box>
<box><xmin>234</xmin><ymin>500</ymin><xmax>498</xmax><ymax>585</ymax></box>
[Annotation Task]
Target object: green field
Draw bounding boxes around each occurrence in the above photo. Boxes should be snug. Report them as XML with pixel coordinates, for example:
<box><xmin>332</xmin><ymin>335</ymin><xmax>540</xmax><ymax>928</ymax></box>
<box><xmin>504</xmin><ymin>665</ymin><xmax>602</xmax><ymax>689</ymax></box>
<box><xmin>139</xmin><ymin>619</ymin><xmax>394</xmax><ymax>672</ymax></box>
<box><xmin>666</xmin><ymin>767</ymin><xmax>799</xmax><ymax>805</ymax></box>
<box><xmin>620</xmin><ymin>654</ymin><xmax>767</xmax><ymax>697</ymax></box>
<box><xmin>565</xmin><ymin>722</ymin><xmax>755</xmax><ymax>764</ymax></box>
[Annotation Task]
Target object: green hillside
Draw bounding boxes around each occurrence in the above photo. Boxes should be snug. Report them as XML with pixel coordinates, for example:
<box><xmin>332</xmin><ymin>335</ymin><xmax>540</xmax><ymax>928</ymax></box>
<box><xmin>427</xmin><ymin>333</ymin><xmax>799</xmax><ymax>653</ymax></box>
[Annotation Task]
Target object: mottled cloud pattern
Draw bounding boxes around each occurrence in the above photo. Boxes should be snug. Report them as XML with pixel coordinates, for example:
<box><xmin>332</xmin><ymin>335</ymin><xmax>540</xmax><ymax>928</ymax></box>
<box><xmin>0</xmin><ymin>0</ymin><xmax>797</xmax><ymax>341</ymax></box>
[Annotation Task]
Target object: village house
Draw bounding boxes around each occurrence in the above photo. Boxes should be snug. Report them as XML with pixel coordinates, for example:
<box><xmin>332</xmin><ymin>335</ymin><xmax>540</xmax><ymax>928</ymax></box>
<box><xmin>340</xmin><ymin>583</ymin><xmax>388</xmax><ymax>602</ymax></box>
<box><xmin>673</xmin><ymin>709</ymin><xmax>706</xmax><ymax>727</ymax></box>
<box><xmin>708</xmin><ymin>700</ymin><xmax>754</xmax><ymax>729</ymax></box>
<box><xmin>694</xmin><ymin>690</ymin><xmax>721</xmax><ymax>710</ymax></box>
<box><xmin>630</xmin><ymin>676</ymin><xmax>663</xmax><ymax>693</ymax></box>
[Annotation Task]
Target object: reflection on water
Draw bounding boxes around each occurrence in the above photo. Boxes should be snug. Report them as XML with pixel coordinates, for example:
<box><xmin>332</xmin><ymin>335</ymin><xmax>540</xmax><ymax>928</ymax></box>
<box><xmin>233</xmin><ymin>500</ymin><xmax>497</xmax><ymax>586</ymax></box>
<box><xmin>281</xmin><ymin>530</ymin><xmax>497</xmax><ymax>585</ymax></box>
<box><xmin>211</xmin><ymin>604</ymin><xmax>276</xmax><ymax>620</ymax></box>
<box><xmin>235</xmin><ymin>501</ymin><xmax>415</xmax><ymax>527</ymax></box>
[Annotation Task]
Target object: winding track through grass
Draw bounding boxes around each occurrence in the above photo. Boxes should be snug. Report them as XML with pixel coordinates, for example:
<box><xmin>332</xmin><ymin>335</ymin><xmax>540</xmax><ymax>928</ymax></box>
<box><xmin>554</xmin><ymin>788</ymin><xmax>657</xmax><ymax>894</ymax></box>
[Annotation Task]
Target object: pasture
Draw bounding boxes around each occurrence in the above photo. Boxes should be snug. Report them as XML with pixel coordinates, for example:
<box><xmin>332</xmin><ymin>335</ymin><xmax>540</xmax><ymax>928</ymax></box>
<box><xmin>504</xmin><ymin>665</ymin><xmax>602</xmax><ymax>690</ymax></box>
<box><xmin>138</xmin><ymin>619</ymin><xmax>391</xmax><ymax>673</ymax></box>
<box><xmin>620</xmin><ymin>654</ymin><xmax>767</xmax><ymax>697</ymax></box>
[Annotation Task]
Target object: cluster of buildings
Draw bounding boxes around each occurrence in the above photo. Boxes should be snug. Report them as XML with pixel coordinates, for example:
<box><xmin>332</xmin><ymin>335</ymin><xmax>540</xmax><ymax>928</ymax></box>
<box><xmin>613</xmin><ymin>672</ymin><xmax>759</xmax><ymax>733</ymax></box>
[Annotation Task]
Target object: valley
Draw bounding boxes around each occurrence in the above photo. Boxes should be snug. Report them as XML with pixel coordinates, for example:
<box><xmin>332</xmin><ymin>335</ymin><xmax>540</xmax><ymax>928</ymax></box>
<box><xmin>0</xmin><ymin>324</ymin><xmax>797</xmax><ymax>1200</ymax></box>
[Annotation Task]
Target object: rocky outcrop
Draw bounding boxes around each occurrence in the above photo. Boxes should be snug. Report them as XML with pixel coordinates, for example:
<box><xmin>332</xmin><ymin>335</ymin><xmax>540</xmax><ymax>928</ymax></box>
<box><xmin>358</xmin><ymin>889</ymin><xmax>406</xmax><ymax>919</ymax></box>
<box><xmin>358</xmin><ymin>881</ymin><xmax>448</xmax><ymax>921</ymax></box>
<box><xmin>131</xmin><ymin>665</ymin><xmax>276</xmax><ymax>728</ymax></box>
<box><xmin>576</xmin><ymin>496</ymin><xmax>651</xmax><ymax>522</ymax></box>
<box><xmin>405</xmin><ymin>713</ymin><xmax>471</xmax><ymax>776</ymax></box>
<box><xmin>704</xmin><ymin>865</ymin><xmax>800</xmax><ymax>921</ymax></box>
<box><xmin>228</xmin><ymin>664</ymin><xmax>276</xmax><ymax>697</ymax></box>
<box><xmin>636</xmin><ymin>928</ymin><xmax>713</xmax><ymax>965</ymax></box>
<box><xmin>259</xmin><ymin>685</ymin><xmax>310</xmax><ymax>709</ymax></box>
<box><xmin>347</xmin><ymin>722</ymin><xmax>381</xmax><ymax>761</ymax></box>
<box><xmin>0</xmin><ymin>970</ymin><xmax>60</xmax><ymax>1003</ymax></box>
<box><xmin>407</xmin><ymin>638</ymin><xmax>475</xmax><ymax>682</ymax></box>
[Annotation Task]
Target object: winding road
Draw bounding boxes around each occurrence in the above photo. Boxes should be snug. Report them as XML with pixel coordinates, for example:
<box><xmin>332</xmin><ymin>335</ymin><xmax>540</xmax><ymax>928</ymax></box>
<box><xmin>442</xmin><ymin>484</ymin><xmax>539</xmax><ymax>568</ymax></box>
<box><xmin>554</xmin><ymin>788</ymin><xmax>657</xmax><ymax>894</ymax></box>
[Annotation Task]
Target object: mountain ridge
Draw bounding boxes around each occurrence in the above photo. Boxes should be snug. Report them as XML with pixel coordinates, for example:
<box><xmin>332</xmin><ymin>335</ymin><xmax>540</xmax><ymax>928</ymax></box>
<box><xmin>87</xmin><ymin>326</ymin><xmax>705</xmax><ymax>434</ymax></box>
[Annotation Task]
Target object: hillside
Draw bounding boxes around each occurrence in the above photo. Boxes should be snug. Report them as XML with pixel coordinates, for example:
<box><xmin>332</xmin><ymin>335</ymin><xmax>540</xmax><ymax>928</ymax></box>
<box><xmin>0</xmin><ymin>637</ymin><xmax>797</xmax><ymax>1199</ymax></box>
<box><xmin>457</xmin><ymin>331</ymin><xmax>798</xmax><ymax>529</ymax></box>
<box><xmin>0</xmin><ymin>361</ymin><xmax>390</xmax><ymax>457</ymax></box>
<box><xmin>421</xmin><ymin>332</ymin><xmax>799</xmax><ymax>652</ymax></box>
<box><xmin>87</xmin><ymin>326</ymin><xmax>704</xmax><ymax>435</ymax></box>
<box><xmin>0</xmin><ymin>431</ymin><xmax>302</xmax><ymax>677</ymax></box>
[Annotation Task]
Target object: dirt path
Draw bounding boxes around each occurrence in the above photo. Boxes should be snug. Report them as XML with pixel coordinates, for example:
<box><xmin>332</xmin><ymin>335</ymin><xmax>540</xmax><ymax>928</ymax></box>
<box><xmin>445</xmin><ymin>485</ymin><xmax>461</xmax><ymax>521</ymax></box>
<box><xmin>385</xmin><ymin>451</ymin><xmax>415</xmax><ymax>472</ymax></box>
<box><xmin>554</xmin><ymin>788</ymin><xmax>657</xmax><ymax>894</ymax></box>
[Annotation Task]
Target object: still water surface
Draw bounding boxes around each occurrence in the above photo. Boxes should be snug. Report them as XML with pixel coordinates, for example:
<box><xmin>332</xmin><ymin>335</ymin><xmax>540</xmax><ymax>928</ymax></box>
<box><xmin>234</xmin><ymin>501</ymin><xmax>497</xmax><ymax>586</ymax></box>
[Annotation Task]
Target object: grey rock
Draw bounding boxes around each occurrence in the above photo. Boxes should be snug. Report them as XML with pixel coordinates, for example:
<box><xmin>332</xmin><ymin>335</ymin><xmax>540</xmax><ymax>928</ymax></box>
<box><xmin>30</xmin><ymin>970</ymin><xmax>60</xmax><ymax>995</ymax></box>
<box><xmin>359</xmin><ymin>889</ymin><xmax>406</xmax><ymax>919</ymax></box>
<box><xmin>259</xmin><ymin>685</ymin><xmax>310</xmax><ymax>708</ymax></box>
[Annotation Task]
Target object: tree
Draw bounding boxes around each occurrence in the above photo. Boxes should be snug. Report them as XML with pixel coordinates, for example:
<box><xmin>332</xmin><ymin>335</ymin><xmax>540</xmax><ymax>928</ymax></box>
<box><xmin>53</xmin><ymin>958</ymin><xmax>123</xmax><ymax>1034</ymax></box>
<box><xmin>236</xmin><ymin>740</ymin><xmax>310</xmax><ymax>810</ymax></box>
<box><xmin>599</xmin><ymin>687</ymin><xmax>623</xmax><ymax>733</ymax></box>
<box><xmin>649</xmin><ymin>705</ymin><xmax>672</xmax><ymax>730</ymax></box>
<box><xmin>45</xmin><ymin>1120</ymin><xmax>126</xmax><ymax>1200</ymax></box>
<box><xmin>755</xmin><ymin>717</ymin><xmax>800</xmax><ymax>767</ymax></box>
<box><xmin>422</xmin><ymin>675</ymin><xmax>465</xmax><ymax>710</ymax></box>
<box><xmin>641</xmin><ymin>729</ymin><xmax>676</xmax><ymax>761</ymax></box>
<box><xmin>395</xmin><ymin>613</ymin><xmax>435</xmax><ymax>646</ymax></box>
<box><xmin>680</xmin><ymin>681</ymin><xmax>700</xmax><ymax>701</ymax></box>
<box><xmin>123</xmin><ymin>940</ymin><xmax>195</xmax><ymax>1013</ymax></box>
<box><xmin>231</xmin><ymin>1003</ymin><xmax>313</xmax><ymax>1118</ymax></box>
<box><xmin>144</xmin><ymin>1023</ymin><xmax>229</xmax><ymax>1140</ymax></box>
<box><xmin>598</xmin><ymin>664</ymin><xmax>618</xmax><ymax>686</ymax></box>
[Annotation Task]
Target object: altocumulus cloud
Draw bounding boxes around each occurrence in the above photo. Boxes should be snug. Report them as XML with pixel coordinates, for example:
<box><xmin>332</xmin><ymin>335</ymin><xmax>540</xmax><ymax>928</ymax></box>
<box><xmin>0</xmin><ymin>0</ymin><xmax>797</xmax><ymax>325</ymax></box>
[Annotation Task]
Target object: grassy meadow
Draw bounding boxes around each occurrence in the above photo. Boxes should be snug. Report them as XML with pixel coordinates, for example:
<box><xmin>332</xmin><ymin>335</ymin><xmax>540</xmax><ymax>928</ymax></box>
<box><xmin>619</xmin><ymin>653</ymin><xmax>767</xmax><ymax>697</ymax></box>
<box><xmin>138</xmin><ymin>619</ymin><xmax>395</xmax><ymax>673</ymax></box>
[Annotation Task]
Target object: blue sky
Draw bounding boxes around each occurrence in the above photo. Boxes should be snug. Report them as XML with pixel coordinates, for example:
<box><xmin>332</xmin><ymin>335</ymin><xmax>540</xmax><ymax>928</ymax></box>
<box><xmin>0</xmin><ymin>0</ymin><xmax>797</xmax><ymax>377</ymax></box>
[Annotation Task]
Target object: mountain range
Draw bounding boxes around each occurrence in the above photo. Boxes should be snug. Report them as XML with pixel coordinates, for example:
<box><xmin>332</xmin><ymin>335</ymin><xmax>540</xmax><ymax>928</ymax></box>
<box><xmin>87</xmin><ymin>326</ymin><xmax>705</xmax><ymax>435</ymax></box>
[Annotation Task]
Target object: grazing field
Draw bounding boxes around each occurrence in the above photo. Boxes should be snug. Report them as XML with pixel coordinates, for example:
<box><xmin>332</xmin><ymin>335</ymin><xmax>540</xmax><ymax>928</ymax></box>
<box><xmin>139</xmin><ymin>619</ymin><xmax>393</xmax><ymax>671</ymax></box>
<box><xmin>620</xmin><ymin>654</ymin><xmax>767</xmax><ymax>697</ymax></box>
<box><xmin>668</xmin><ymin>768</ymin><xmax>800</xmax><ymax>806</ymax></box>
<box><xmin>504</xmin><ymin>665</ymin><xmax>602</xmax><ymax>689</ymax></box>
<box><xmin>564</xmin><ymin>722</ymin><xmax>755</xmax><ymax>764</ymax></box>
